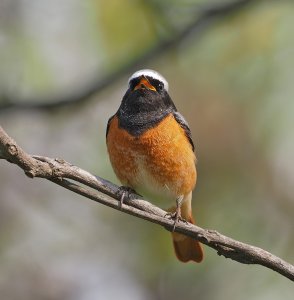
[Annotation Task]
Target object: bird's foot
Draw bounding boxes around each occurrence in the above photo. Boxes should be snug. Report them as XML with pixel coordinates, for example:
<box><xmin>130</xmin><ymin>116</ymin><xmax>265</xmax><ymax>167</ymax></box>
<box><xmin>165</xmin><ymin>208</ymin><xmax>187</xmax><ymax>231</ymax></box>
<box><xmin>116</xmin><ymin>186</ymin><xmax>137</xmax><ymax>209</ymax></box>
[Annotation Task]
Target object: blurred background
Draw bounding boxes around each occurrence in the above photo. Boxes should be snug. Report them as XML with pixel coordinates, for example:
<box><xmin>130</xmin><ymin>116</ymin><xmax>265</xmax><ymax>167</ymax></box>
<box><xmin>0</xmin><ymin>0</ymin><xmax>294</xmax><ymax>299</ymax></box>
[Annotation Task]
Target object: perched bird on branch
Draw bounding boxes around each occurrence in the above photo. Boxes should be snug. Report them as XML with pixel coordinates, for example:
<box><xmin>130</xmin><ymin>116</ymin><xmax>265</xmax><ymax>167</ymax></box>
<box><xmin>106</xmin><ymin>69</ymin><xmax>203</xmax><ymax>263</ymax></box>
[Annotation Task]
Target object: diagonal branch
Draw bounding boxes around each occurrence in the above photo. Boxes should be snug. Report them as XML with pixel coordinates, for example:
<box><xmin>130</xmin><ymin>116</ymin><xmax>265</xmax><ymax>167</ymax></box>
<box><xmin>0</xmin><ymin>0</ymin><xmax>255</xmax><ymax>112</ymax></box>
<box><xmin>0</xmin><ymin>125</ymin><xmax>293</xmax><ymax>281</ymax></box>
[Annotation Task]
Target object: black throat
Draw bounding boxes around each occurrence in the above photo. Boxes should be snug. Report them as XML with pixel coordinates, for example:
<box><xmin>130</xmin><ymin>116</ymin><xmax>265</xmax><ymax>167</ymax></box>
<box><xmin>117</xmin><ymin>88</ymin><xmax>177</xmax><ymax>136</ymax></box>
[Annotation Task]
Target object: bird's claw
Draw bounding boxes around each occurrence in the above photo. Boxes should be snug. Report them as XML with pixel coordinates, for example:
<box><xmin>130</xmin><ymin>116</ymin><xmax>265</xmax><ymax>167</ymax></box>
<box><xmin>165</xmin><ymin>210</ymin><xmax>186</xmax><ymax>231</ymax></box>
<box><xmin>116</xmin><ymin>186</ymin><xmax>137</xmax><ymax>209</ymax></box>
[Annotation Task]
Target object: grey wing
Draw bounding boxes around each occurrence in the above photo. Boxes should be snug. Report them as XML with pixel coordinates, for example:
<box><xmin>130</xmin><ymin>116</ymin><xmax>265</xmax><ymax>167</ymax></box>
<box><xmin>173</xmin><ymin>111</ymin><xmax>195</xmax><ymax>152</ymax></box>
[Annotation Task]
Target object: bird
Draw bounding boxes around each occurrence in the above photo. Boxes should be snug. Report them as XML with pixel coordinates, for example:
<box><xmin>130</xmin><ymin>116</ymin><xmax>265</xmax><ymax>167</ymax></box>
<box><xmin>106</xmin><ymin>69</ymin><xmax>203</xmax><ymax>263</ymax></box>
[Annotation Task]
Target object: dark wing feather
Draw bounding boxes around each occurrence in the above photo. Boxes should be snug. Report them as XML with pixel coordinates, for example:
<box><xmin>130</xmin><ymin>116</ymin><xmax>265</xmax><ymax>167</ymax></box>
<box><xmin>106</xmin><ymin>114</ymin><xmax>115</xmax><ymax>138</ymax></box>
<box><xmin>173</xmin><ymin>112</ymin><xmax>195</xmax><ymax>152</ymax></box>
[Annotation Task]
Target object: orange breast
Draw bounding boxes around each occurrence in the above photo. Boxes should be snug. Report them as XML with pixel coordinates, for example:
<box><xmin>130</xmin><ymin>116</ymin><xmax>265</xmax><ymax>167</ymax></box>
<box><xmin>106</xmin><ymin>114</ymin><xmax>197</xmax><ymax>199</ymax></box>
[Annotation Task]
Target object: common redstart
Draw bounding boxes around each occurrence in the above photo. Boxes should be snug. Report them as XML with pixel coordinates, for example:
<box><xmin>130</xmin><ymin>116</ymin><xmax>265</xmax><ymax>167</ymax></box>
<box><xmin>106</xmin><ymin>69</ymin><xmax>203</xmax><ymax>263</ymax></box>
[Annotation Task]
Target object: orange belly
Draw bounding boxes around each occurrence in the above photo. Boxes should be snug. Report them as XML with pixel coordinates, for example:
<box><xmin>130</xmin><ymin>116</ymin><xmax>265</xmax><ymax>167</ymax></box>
<box><xmin>106</xmin><ymin>114</ymin><xmax>197</xmax><ymax>202</ymax></box>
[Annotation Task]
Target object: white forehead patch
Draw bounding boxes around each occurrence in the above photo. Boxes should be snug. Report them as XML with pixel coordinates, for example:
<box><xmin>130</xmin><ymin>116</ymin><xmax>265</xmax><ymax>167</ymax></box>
<box><xmin>128</xmin><ymin>69</ymin><xmax>169</xmax><ymax>91</ymax></box>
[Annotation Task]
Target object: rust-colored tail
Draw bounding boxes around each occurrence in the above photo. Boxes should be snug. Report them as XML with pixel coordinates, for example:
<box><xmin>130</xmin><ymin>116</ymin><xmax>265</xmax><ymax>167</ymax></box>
<box><xmin>171</xmin><ymin>193</ymin><xmax>203</xmax><ymax>263</ymax></box>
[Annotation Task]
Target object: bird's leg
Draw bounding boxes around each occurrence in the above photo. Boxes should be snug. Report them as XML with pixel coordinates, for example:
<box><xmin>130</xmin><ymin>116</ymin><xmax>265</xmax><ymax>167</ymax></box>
<box><xmin>165</xmin><ymin>196</ymin><xmax>184</xmax><ymax>231</ymax></box>
<box><xmin>173</xmin><ymin>196</ymin><xmax>184</xmax><ymax>231</ymax></box>
<box><xmin>116</xmin><ymin>186</ymin><xmax>137</xmax><ymax>209</ymax></box>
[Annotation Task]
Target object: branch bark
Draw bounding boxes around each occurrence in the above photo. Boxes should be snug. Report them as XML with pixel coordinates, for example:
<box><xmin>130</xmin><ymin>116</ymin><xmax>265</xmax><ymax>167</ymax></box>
<box><xmin>0</xmin><ymin>126</ymin><xmax>293</xmax><ymax>281</ymax></box>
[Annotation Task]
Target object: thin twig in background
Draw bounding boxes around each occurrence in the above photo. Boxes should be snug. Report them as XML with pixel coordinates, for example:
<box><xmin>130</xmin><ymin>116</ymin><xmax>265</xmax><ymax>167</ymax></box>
<box><xmin>0</xmin><ymin>0</ymin><xmax>255</xmax><ymax>112</ymax></box>
<box><xmin>0</xmin><ymin>126</ymin><xmax>293</xmax><ymax>281</ymax></box>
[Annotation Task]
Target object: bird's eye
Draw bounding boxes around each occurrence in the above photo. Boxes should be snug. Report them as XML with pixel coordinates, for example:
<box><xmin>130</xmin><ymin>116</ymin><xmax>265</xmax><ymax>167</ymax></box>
<box><xmin>157</xmin><ymin>82</ymin><xmax>164</xmax><ymax>91</ymax></box>
<box><xmin>129</xmin><ymin>79</ymin><xmax>138</xmax><ymax>90</ymax></box>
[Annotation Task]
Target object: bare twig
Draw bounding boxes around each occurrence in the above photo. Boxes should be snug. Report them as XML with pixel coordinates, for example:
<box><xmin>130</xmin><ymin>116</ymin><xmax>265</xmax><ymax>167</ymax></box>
<box><xmin>0</xmin><ymin>125</ymin><xmax>293</xmax><ymax>281</ymax></box>
<box><xmin>0</xmin><ymin>0</ymin><xmax>255</xmax><ymax>112</ymax></box>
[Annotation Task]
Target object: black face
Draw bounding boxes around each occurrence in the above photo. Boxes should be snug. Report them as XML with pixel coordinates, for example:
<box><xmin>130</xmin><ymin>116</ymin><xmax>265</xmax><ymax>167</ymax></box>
<box><xmin>117</xmin><ymin>76</ymin><xmax>177</xmax><ymax>136</ymax></box>
<box><xmin>129</xmin><ymin>76</ymin><xmax>165</xmax><ymax>93</ymax></box>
